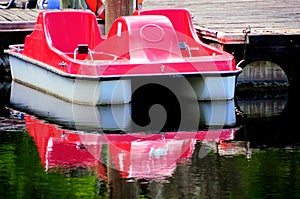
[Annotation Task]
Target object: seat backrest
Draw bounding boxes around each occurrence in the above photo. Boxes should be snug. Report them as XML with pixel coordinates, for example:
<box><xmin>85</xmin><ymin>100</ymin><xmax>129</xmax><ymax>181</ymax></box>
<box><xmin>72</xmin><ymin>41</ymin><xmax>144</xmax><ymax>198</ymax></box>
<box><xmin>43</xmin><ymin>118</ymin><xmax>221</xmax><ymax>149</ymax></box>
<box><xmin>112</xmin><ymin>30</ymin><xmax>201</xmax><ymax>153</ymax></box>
<box><xmin>44</xmin><ymin>10</ymin><xmax>104</xmax><ymax>53</ymax></box>
<box><xmin>133</xmin><ymin>8</ymin><xmax>200</xmax><ymax>42</ymax></box>
<box><xmin>133</xmin><ymin>8</ymin><xmax>224</xmax><ymax>57</ymax></box>
<box><xmin>104</xmin><ymin>15</ymin><xmax>182</xmax><ymax>61</ymax></box>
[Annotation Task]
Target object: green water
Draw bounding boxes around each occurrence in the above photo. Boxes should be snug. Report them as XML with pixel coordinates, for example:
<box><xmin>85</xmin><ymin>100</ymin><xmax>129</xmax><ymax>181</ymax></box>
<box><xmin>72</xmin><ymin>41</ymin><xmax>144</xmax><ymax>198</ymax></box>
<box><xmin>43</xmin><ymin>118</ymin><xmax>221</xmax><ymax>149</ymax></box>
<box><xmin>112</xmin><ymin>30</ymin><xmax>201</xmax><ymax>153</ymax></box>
<box><xmin>0</xmin><ymin>127</ymin><xmax>300</xmax><ymax>199</ymax></box>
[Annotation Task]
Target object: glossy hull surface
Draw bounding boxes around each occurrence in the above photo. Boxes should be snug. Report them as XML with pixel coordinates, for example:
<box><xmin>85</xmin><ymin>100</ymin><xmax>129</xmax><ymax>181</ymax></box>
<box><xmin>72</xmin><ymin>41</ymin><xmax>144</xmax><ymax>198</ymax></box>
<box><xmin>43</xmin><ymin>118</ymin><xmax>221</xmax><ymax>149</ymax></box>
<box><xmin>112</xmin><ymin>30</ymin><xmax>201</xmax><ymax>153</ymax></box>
<box><xmin>9</xmin><ymin>55</ymin><xmax>132</xmax><ymax>105</ymax></box>
<box><xmin>8</xmin><ymin>54</ymin><xmax>240</xmax><ymax>105</ymax></box>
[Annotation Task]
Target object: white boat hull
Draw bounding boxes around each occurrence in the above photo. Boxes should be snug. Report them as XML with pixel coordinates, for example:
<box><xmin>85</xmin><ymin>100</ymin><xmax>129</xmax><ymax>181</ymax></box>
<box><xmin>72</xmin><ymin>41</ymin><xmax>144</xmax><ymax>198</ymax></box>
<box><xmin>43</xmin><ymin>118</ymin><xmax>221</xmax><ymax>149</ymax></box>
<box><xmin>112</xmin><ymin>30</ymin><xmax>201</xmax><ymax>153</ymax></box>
<box><xmin>8</xmin><ymin>55</ymin><xmax>240</xmax><ymax>105</ymax></box>
<box><xmin>9</xmin><ymin>56</ymin><xmax>132</xmax><ymax>105</ymax></box>
<box><xmin>188</xmin><ymin>76</ymin><xmax>237</xmax><ymax>100</ymax></box>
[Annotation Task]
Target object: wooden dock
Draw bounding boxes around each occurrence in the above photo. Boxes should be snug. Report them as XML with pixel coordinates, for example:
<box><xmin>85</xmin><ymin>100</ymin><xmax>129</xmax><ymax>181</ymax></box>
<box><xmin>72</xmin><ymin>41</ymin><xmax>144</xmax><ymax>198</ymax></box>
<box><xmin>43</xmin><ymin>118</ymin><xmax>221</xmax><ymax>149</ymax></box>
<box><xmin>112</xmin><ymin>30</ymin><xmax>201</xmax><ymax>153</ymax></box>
<box><xmin>143</xmin><ymin>0</ymin><xmax>300</xmax><ymax>43</ymax></box>
<box><xmin>0</xmin><ymin>9</ymin><xmax>39</xmax><ymax>31</ymax></box>
<box><xmin>1</xmin><ymin>1</ymin><xmax>299</xmax><ymax>40</ymax></box>
<box><xmin>0</xmin><ymin>9</ymin><xmax>40</xmax><ymax>51</ymax></box>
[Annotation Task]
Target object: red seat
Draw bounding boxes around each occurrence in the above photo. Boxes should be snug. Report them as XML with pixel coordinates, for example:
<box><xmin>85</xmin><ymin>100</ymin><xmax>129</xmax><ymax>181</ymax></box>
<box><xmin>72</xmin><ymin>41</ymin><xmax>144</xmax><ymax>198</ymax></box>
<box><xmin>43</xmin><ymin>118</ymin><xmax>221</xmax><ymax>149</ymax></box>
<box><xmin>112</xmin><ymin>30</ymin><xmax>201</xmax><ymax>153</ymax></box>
<box><xmin>133</xmin><ymin>8</ymin><xmax>219</xmax><ymax>57</ymax></box>
<box><xmin>133</xmin><ymin>8</ymin><xmax>200</xmax><ymax>43</ymax></box>
<box><xmin>103</xmin><ymin>15</ymin><xmax>183</xmax><ymax>61</ymax></box>
<box><xmin>23</xmin><ymin>10</ymin><xmax>106</xmax><ymax>67</ymax></box>
<box><xmin>44</xmin><ymin>10</ymin><xmax>105</xmax><ymax>53</ymax></box>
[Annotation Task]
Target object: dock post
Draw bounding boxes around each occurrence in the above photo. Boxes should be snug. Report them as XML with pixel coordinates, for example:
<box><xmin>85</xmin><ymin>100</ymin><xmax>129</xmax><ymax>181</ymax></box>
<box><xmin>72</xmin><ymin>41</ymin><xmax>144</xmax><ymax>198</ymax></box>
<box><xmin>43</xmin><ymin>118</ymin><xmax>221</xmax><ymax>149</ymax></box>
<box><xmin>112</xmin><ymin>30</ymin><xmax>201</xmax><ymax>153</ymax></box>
<box><xmin>105</xmin><ymin>0</ymin><xmax>134</xmax><ymax>34</ymax></box>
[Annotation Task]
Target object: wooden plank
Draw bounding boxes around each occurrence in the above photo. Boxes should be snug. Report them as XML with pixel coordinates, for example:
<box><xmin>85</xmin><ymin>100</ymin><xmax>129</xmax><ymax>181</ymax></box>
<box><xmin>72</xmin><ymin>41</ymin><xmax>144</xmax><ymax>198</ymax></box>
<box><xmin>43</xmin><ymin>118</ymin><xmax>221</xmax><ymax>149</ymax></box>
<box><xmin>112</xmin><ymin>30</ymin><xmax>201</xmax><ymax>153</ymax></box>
<box><xmin>0</xmin><ymin>15</ymin><xmax>7</xmax><ymax>21</ymax></box>
<box><xmin>0</xmin><ymin>8</ymin><xmax>42</xmax><ymax>32</ymax></box>
<box><xmin>0</xmin><ymin>9</ymin><xmax>39</xmax><ymax>22</ymax></box>
<box><xmin>0</xmin><ymin>9</ymin><xmax>40</xmax><ymax>31</ymax></box>
<box><xmin>0</xmin><ymin>10</ymin><xmax>24</xmax><ymax>21</ymax></box>
<box><xmin>4</xmin><ymin>9</ymin><xmax>39</xmax><ymax>21</ymax></box>
<box><xmin>143</xmin><ymin>0</ymin><xmax>300</xmax><ymax>34</ymax></box>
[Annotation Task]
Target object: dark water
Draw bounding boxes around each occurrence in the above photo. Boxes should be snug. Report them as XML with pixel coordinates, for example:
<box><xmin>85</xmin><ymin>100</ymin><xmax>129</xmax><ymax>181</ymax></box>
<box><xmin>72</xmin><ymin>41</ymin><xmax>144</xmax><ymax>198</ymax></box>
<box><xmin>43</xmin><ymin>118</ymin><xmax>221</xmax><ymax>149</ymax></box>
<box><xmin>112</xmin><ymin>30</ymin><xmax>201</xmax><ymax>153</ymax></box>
<box><xmin>0</xmin><ymin>80</ymin><xmax>299</xmax><ymax>199</ymax></box>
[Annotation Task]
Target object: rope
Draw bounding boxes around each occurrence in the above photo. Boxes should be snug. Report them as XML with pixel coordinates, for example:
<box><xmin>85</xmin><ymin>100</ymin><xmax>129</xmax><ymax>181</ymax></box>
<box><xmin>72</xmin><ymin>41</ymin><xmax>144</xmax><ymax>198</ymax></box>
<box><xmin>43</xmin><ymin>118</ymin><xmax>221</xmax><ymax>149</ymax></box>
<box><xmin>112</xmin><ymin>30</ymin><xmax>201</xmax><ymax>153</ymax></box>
<box><xmin>236</xmin><ymin>25</ymin><xmax>251</xmax><ymax>68</ymax></box>
<box><xmin>242</xmin><ymin>25</ymin><xmax>251</xmax><ymax>61</ymax></box>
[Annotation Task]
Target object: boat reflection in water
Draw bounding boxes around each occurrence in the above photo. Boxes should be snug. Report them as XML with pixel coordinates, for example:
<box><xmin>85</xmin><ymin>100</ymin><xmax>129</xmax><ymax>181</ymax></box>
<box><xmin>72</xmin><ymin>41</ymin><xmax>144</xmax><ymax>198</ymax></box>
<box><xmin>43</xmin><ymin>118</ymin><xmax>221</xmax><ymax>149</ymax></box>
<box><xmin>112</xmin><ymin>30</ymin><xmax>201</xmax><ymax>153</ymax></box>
<box><xmin>10</xmin><ymin>81</ymin><xmax>243</xmax><ymax>181</ymax></box>
<box><xmin>25</xmin><ymin>115</ymin><xmax>239</xmax><ymax>179</ymax></box>
<box><xmin>10</xmin><ymin>81</ymin><xmax>237</xmax><ymax>131</ymax></box>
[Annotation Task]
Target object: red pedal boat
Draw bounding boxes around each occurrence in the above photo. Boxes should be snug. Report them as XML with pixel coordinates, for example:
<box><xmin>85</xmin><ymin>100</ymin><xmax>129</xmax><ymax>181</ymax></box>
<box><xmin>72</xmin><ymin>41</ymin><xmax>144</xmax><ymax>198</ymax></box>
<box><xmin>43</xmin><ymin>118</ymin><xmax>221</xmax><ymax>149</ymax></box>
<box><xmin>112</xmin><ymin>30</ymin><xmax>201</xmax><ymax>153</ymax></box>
<box><xmin>5</xmin><ymin>8</ymin><xmax>242</xmax><ymax>105</ymax></box>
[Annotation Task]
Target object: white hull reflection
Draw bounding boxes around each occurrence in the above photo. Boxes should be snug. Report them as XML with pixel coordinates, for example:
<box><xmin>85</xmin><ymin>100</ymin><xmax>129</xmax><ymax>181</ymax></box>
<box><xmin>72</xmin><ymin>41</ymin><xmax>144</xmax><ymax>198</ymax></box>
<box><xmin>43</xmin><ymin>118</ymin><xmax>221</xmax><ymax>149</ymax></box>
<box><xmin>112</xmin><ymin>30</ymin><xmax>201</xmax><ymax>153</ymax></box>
<box><xmin>198</xmin><ymin>100</ymin><xmax>236</xmax><ymax>127</ymax></box>
<box><xmin>10</xmin><ymin>81</ymin><xmax>237</xmax><ymax>132</ymax></box>
<box><xmin>10</xmin><ymin>81</ymin><xmax>131</xmax><ymax>132</ymax></box>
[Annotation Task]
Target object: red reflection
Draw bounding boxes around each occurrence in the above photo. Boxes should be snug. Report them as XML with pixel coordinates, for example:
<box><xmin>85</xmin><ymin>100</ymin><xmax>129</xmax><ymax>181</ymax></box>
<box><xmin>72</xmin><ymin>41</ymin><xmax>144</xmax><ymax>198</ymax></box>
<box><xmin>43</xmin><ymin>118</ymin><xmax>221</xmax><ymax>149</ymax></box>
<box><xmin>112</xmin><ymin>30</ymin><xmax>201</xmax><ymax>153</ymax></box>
<box><xmin>26</xmin><ymin>114</ymin><xmax>236</xmax><ymax>180</ymax></box>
